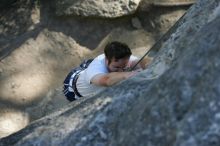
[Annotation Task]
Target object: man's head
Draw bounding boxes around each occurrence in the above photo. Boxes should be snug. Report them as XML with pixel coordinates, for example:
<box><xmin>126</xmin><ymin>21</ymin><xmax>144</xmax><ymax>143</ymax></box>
<box><xmin>104</xmin><ymin>41</ymin><xmax>132</xmax><ymax>72</ymax></box>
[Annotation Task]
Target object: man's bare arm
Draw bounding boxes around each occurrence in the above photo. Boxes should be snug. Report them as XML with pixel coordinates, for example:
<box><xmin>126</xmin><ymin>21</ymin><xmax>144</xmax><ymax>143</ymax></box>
<box><xmin>91</xmin><ymin>72</ymin><xmax>137</xmax><ymax>87</ymax></box>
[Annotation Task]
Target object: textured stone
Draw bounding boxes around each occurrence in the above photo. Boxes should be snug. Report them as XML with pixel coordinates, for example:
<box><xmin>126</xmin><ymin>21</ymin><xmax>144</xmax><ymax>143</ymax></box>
<box><xmin>0</xmin><ymin>0</ymin><xmax>17</xmax><ymax>8</ymax></box>
<box><xmin>55</xmin><ymin>0</ymin><xmax>141</xmax><ymax>18</ymax></box>
<box><xmin>152</xmin><ymin>0</ymin><xmax>196</xmax><ymax>6</ymax></box>
<box><xmin>0</xmin><ymin>0</ymin><xmax>188</xmax><ymax>138</ymax></box>
<box><xmin>1</xmin><ymin>0</ymin><xmax>220</xmax><ymax>146</ymax></box>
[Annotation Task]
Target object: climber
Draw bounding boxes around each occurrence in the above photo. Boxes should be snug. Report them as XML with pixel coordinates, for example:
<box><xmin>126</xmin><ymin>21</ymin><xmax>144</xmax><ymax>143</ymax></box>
<box><xmin>63</xmin><ymin>41</ymin><xmax>151</xmax><ymax>102</ymax></box>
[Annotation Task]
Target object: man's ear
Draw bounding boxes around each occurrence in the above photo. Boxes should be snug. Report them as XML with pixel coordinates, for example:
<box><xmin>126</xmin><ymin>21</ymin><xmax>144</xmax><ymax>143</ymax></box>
<box><xmin>105</xmin><ymin>58</ymin><xmax>109</xmax><ymax>65</ymax></box>
<box><xmin>106</xmin><ymin>58</ymin><xmax>113</xmax><ymax>65</ymax></box>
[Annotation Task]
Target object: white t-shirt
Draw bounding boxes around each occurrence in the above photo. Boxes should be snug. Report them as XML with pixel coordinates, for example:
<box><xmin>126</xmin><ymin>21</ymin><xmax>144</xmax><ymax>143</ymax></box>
<box><xmin>76</xmin><ymin>54</ymin><xmax>138</xmax><ymax>97</ymax></box>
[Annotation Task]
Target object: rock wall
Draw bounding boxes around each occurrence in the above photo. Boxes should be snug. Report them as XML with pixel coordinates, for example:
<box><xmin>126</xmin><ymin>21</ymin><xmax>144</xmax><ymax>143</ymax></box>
<box><xmin>55</xmin><ymin>0</ymin><xmax>141</xmax><ymax>18</ymax></box>
<box><xmin>0</xmin><ymin>0</ymin><xmax>17</xmax><ymax>8</ymax></box>
<box><xmin>0</xmin><ymin>0</ymin><xmax>190</xmax><ymax>138</ymax></box>
<box><xmin>0</xmin><ymin>0</ymin><xmax>219</xmax><ymax>145</ymax></box>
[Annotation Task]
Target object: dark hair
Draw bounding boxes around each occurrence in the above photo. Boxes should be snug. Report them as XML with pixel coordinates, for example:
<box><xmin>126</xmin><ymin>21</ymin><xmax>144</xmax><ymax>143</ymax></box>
<box><xmin>104</xmin><ymin>41</ymin><xmax>132</xmax><ymax>62</ymax></box>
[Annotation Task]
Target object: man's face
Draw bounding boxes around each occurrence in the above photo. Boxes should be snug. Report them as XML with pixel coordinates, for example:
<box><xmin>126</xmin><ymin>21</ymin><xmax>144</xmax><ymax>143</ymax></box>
<box><xmin>106</xmin><ymin>57</ymin><xmax>129</xmax><ymax>72</ymax></box>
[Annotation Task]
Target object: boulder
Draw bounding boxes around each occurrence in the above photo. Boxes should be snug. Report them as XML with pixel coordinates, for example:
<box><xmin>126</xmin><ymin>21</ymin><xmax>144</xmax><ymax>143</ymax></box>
<box><xmin>55</xmin><ymin>0</ymin><xmax>196</xmax><ymax>18</ymax></box>
<box><xmin>0</xmin><ymin>0</ymin><xmax>17</xmax><ymax>8</ymax></box>
<box><xmin>55</xmin><ymin>0</ymin><xmax>141</xmax><ymax>18</ymax></box>
<box><xmin>0</xmin><ymin>0</ymin><xmax>188</xmax><ymax>138</ymax></box>
<box><xmin>0</xmin><ymin>0</ymin><xmax>220</xmax><ymax>146</ymax></box>
<box><xmin>152</xmin><ymin>0</ymin><xmax>196</xmax><ymax>6</ymax></box>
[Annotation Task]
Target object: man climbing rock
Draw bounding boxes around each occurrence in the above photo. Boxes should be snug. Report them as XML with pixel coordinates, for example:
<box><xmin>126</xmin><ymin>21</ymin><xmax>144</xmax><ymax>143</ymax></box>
<box><xmin>63</xmin><ymin>41</ymin><xmax>151</xmax><ymax>101</ymax></box>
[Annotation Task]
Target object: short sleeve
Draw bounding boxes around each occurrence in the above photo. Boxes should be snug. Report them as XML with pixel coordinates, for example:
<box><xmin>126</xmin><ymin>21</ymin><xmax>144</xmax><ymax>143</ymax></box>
<box><xmin>84</xmin><ymin>56</ymin><xmax>108</xmax><ymax>84</ymax></box>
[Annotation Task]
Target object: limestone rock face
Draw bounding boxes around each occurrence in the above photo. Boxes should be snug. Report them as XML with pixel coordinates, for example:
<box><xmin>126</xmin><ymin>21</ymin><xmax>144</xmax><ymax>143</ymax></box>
<box><xmin>152</xmin><ymin>0</ymin><xmax>196</xmax><ymax>6</ymax></box>
<box><xmin>0</xmin><ymin>0</ymin><xmax>188</xmax><ymax>138</ymax></box>
<box><xmin>0</xmin><ymin>0</ymin><xmax>17</xmax><ymax>8</ymax></box>
<box><xmin>55</xmin><ymin>0</ymin><xmax>196</xmax><ymax>18</ymax></box>
<box><xmin>0</xmin><ymin>0</ymin><xmax>220</xmax><ymax>146</ymax></box>
<box><xmin>55</xmin><ymin>0</ymin><xmax>141</xmax><ymax>18</ymax></box>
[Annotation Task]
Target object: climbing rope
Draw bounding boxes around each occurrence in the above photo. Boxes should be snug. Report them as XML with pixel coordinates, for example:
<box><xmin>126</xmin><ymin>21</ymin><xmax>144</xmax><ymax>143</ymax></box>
<box><xmin>130</xmin><ymin>12</ymin><xmax>187</xmax><ymax>71</ymax></box>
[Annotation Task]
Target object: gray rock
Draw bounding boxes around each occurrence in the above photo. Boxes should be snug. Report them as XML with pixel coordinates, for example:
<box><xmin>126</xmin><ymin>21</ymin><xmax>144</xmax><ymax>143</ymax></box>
<box><xmin>55</xmin><ymin>0</ymin><xmax>141</xmax><ymax>18</ymax></box>
<box><xmin>1</xmin><ymin>0</ymin><xmax>220</xmax><ymax>146</ymax></box>
<box><xmin>152</xmin><ymin>0</ymin><xmax>196</xmax><ymax>6</ymax></box>
<box><xmin>55</xmin><ymin>0</ymin><xmax>196</xmax><ymax>18</ymax></box>
<box><xmin>0</xmin><ymin>0</ymin><xmax>188</xmax><ymax>138</ymax></box>
<box><xmin>0</xmin><ymin>0</ymin><xmax>17</xmax><ymax>8</ymax></box>
<box><xmin>131</xmin><ymin>17</ymin><xmax>143</xmax><ymax>29</ymax></box>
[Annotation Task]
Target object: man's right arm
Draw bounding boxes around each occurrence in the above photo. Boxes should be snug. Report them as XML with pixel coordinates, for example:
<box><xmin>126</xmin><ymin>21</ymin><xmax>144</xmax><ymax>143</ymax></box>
<box><xmin>91</xmin><ymin>72</ymin><xmax>137</xmax><ymax>87</ymax></box>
